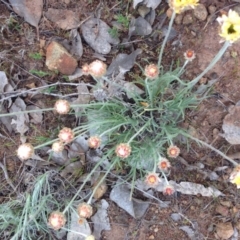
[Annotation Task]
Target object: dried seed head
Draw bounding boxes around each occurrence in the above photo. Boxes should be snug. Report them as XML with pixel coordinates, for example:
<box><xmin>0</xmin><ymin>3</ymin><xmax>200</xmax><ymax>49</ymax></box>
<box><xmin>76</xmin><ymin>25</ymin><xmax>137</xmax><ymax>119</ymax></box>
<box><xmin>48</xmin><ymin>211</ymin><xmax>66</xmax><ymax>230</ymax></box>
<box><xmin>158</xmin><ymin>158</ymin><xmax>171</xmax><ymax>171</ymax></box>
<box><xmin>88</xmin><ymin>60</ymin><xmax>107</xmax><ymax>78</ymax></box>
<box><xmin>163</xmin><ymin>184</ymin><xmax>175</xmax><ymax>195</ymax></box>
<box><xmin>115</xmin><ymin>143</ymin><xmax>131</xmax><ymax>159</ymax></box>
<box><xmin>54</xmin><ymin>99</ymin><xmax>70</xmax><ymax>114</ymax></box>
<box><xmin>58</xmin><ymin>127</ymin><xmax>74</xmax><ymax>143</ymax></box>
<box><xmin>184</xmin><ymin>49</ymin><xmax>196</xmax><ymax>61</ymax></box>
<box><xmin>88</xmin><ymin>136</ymin><xmax>101</xmax><ymax>149</ymax></box>
<box><xmin>145</xmin><ymin>172</ymin><xmax>160</xmax><ymax>188</ymax></box>
<box><xmin>229</xmin><ymin>165</ymin><xmax>240</xmax><ymax>188</ymax></box>
<box><xmin>17</xmin><ymin>143</ymin><xmax>34</xmax><ymax>161</ymax></box>
<box><xmin>144</xmin><ymin>64</ymin><xmax>159</xmax><ymax>79</ymax></box>
<box><xmin>85</xmin><ymin>235</ymin><xmax>95</xmax><ymax>240</ymax></box>
<box><xmin>77</xmin><ymin>202</ymin><xmax>93</xmax><ymax>218</ymax></box>
<box><xmin>52</xmin><ymin>141</ymin><xmax>64</xmax><ymax>153</ymax></box>
<box><xmin>167</xmin><ymin>145</ymin><xmax>180</xmax><ymax>158</ymax></box>
<box><xmin>82</xmin><ymin>64</ymin><xmax>90</xmax><ymax>75</ymax></box>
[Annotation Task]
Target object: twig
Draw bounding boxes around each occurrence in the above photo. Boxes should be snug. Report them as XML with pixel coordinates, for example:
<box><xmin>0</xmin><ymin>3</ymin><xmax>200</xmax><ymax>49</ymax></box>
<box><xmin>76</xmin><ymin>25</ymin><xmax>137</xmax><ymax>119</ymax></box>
<box><xmin>0</xmin><ymin>0</ymin><xmax>13</xmax><ymax>11</ymax></box>
<box><xmin>0</xmin><ymin>154</ymin><xmax>17</xmax><ymax>193</ymax></box>
<box><xmin>0</xmin><ymin>82</ymin><xmax>93</xmax><ymax>103</ymax></box>
<box><xmin>203</xmin><ymin>3</ymin><xmax>239</xmax><ymax>30</ymax></box>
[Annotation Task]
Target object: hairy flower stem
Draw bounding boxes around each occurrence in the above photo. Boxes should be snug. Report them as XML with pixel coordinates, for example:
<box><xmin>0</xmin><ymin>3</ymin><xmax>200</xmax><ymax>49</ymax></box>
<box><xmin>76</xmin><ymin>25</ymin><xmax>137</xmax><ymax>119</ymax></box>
<box><xmin>63</xmin><ymin>152</ymin><xmax>116</xmax><ymax>214</ymax></box>
<box><xmin>158</xmin><ymin>11</ymin><xmax>176</xmax><ymax>67</ymax></box>
<box><xmin>87</xmin><ymin>160</ymin><xmax>116</xmax><ymax>204</ymax></box>
<box><xmin>184</xmin><ymin>133</ymin><xmax>238</xmax><ymax>166</ymax></box>
<box><xmin>161</xmin><ymin>170</ymin><xmax>169</xmax><ymax>184</ymax></box>
<box><xmin>188</xmin><ymin>41</ymin><xmax>231</xmax><ymax>88</ymax></box>
<box><xmin>145</xmin><ymin>79</ymin><xmax>153</xmax><ymax>105</ymax></box>
<box><xmin>178</xmin><ymin>60</ymin><xmax>189</xmax><ymax>76</ymax></box>
<box><xmin>127</xmin><ymin>121</ymin><xmax>150</xmax><ymax>144</ymax></box>
<box><xmin>99</xmin><ymin>122</ymin><xmax>130</xmax><ymax>137</ymax></box>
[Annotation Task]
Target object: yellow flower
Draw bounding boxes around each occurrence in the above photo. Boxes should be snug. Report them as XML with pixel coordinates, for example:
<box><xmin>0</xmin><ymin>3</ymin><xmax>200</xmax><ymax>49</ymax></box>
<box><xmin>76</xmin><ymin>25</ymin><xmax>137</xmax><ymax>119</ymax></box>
<box><xmin>169</xmin><ymin>0</ymin><xmax>199</xmax><ymax>14</ymax></box>
<box><xmin>229</xmin><ymin>165</ymin><xmax>240</xmax><ymax>188</ymax></box>
<box><xmin>217</xmin><ymin>10</ymin><xmax>240</xmax><ymax>43</ymax></box>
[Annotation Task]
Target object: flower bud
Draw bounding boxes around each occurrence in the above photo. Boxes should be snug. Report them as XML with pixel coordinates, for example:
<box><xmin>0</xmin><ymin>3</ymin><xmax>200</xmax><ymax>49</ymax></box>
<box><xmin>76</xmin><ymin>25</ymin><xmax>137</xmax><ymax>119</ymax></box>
<box><xmin>144</xmin><ymin>64</ymin><xmax>159</xmax><ymax>79</ymax></box>
<box><xmin>145</xmin><ymin>172</ymin><xmax>160</xmax><ymax>188</ymax></box>
<box><xmin>115</xmin><ymin>143</ymin><xmax>131</xmax><ymax>159</ymax></box>
<box><xmin>158</xmin><ymin>158</ymin><xmax>171</xmax><ymax>171</ymax></box>
<box><xmin>88</xmin><ymin>60</ymin><xmax>107</xmax><ymax>78</ymax></box>
<box><xmin>48</xmin><ymin>211</ymin><xmax>66</xmax><ymax>230</ymax></box>
<box><xmin>88</xmin><ymin>136</ymin><xmax>101</xmax><ymax>149</ymax></box>
<box><xmin>184</xmin><ymin>49</ymin><xmax>196</xmax><ymax>61</ymax></box>
<box><xmin>163</xmin><ymin>184</ymin><xmax>175</xmax><ymax>195</ymax></box>
<box><xmin>17</xmin><ymin>143</ymin><xmax>34</xmax><ymax>161</ymax></box>
<box><xmin>54</xmin><ymin>99</ymin><xmax>70</xmax><ymax>114</ymax></box>
<box><xmin>85</xmin><ymin>235</ymin><xmax>95</xmax><ymax>240</ymax></box>
<box><xmin>58</xmin><ymin>127</ymin><xmax>74</xmax><ymax>143</ymax></box>
<box><xmin>167</xmin><ymin>145</ymin><xmax>180</xmax><ymax>158</ymax></box>
<box><xmin>77</xmin><ymin>202</ymin><xmax>93</xmax><ymax>218</ymax></box>
<box><xmin>52</xmin><ymin>141</ymin><xmax>64</xmax><ymax>153</ymax></box>
<box><xmin>82</xmin><ymin>64</ymin><xmax>90</xmax><ymax>75</ymax></box>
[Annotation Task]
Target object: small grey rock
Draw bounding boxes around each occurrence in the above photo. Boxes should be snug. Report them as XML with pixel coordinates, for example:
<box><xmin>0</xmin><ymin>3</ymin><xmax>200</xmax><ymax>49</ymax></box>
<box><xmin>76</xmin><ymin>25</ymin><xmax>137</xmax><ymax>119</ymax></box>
<box><xmin>208</xmin><ymin>5</ymin><xmax>216</xmax><ymax>15</ymax></box>
<box><xmin>182</xmin><ymin>14</ymin><xmax>194</xmax><ymax>25</ymax></box>
<box><xmin>175</xmin><ymin>14</ymin><xmax>183</xmax><ymax>25</ymax></box>
<box><xmin>194</xmin><ymin>3</ymin><xmax>208</xmax><ymax>22</ymax></box>
<box><xmin>138</xmin><ymin>5</ymin><xmax>151</xmax><ymax>18</ymax></box>
<box><xmin>222</xmin><ymin>105</ymin><xmax>240</xmax><ymax>144</ymax></box>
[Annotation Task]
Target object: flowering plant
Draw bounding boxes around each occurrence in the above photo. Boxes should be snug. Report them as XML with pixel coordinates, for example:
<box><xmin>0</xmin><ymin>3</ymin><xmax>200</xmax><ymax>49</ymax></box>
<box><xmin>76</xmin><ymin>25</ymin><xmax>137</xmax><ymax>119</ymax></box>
<box><xmin>1</xmin><ymin>1</ymin><xmax>240</xmax><ymax>239</ymax></box>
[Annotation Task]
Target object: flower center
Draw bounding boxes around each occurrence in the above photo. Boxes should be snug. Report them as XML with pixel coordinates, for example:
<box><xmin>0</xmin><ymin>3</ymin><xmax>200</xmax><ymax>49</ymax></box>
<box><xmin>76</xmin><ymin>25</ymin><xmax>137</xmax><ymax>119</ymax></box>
<box><xmin>161</xmin><ymin>162</ymin><xmax>167</xmax><ymax>169</ymax></box>
<box><xmin>149</xmin><ymin>176</ymin><xmax>156</xmax><ymax>183</ymax></box>
<box><xmin>170</xmin><ymin>149</ymin><xmax>176</xmax><ymax>155</ymax></box>
<box><xmin>186</xmin><ymin>51</ymin><xmax>194</xmax><ymax>58</ymax></box>
<box><xmin>228</xmin><ymin>24</ymin><xmax>236</xmax><ymax>34</ymax></box>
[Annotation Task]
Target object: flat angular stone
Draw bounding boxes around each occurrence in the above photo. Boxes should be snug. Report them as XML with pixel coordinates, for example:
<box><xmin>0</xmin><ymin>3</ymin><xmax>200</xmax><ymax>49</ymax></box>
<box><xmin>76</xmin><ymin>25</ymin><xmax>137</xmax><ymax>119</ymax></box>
<box><xmin>46</xmin><ymin>41</ymin><xmax>77</xmax><ymax>75</ymax></box>
<box><xmin>222</xmin><ymin>105</ymin><xmax>240</xmax><ymax>144</ymax></box>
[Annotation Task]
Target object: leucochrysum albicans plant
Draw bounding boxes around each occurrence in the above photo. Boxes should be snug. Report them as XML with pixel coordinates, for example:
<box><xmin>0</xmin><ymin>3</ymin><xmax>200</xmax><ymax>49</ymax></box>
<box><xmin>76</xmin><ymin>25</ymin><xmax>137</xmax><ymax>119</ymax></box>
<box><xmin>1</xmin><ymin>1</ymin><xmax>240</xmax><ymax>238</ymax></box>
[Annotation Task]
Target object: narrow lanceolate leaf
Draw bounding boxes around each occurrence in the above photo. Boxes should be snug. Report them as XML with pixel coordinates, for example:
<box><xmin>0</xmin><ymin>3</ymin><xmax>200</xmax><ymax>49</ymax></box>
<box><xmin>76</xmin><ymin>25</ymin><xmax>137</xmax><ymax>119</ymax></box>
<box><xmin>9</xmin><ymin>0</ymin><xmax>43</xmax><ymax>27</ymax></box>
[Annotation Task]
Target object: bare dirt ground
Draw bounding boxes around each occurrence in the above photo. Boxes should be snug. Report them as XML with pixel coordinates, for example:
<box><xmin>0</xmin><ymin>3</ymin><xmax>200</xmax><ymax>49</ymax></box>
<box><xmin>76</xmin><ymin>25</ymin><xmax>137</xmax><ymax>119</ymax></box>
<box><xmin>1</xmin><ymin>0</ymin><xmax>240</xmax><ymax>240</ymax></box>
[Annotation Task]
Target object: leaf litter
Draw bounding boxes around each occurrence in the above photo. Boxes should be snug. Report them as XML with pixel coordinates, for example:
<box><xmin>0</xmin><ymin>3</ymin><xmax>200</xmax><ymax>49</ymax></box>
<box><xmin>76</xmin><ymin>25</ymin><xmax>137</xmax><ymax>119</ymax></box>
<box><xmin>9</xmin><ymin>0</ymin><xmax>43</xmax><ymax>38</ymax></box>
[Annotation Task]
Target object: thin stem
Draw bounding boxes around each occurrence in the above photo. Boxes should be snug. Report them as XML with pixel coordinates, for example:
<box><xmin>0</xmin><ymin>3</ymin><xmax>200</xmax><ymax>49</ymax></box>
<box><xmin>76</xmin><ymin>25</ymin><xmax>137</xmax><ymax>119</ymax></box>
<box><xmin>99</xmin><ymin>122</ymin><xmax>129</xmax><ymax>137</ymax></box>
<box><xmin>188</xmin><ymin>41</ymin><xmax>231</xmax><ymax>88</ymax></box>
<box><xmin>87</xmin><ymin>159</ymin><xmax>117</xmax><ymax>204</ymax></box>
<box><xmin>127</xmin><ymin>121</ymin><xmax>149</xmax><ymax>144</ymax></box>
<box><xmin>61</xmin><ymin>227</ymin><xmax>87</xmax><ymax>237</ymax></box>
<box><xmin>145</xmin><ymin>79</ymin><xmax>153</xmax><ymax>105</ymax></box>
<box><xmin>158</xmin><ymin>11</ymin><xmax>176</xmax><ymax>67</ymax></box>
<box><xmin>178</xmin><ymin>60</ymin><xmax>189</xmax><ymax>76</ymax></box>
<box><xmin>63</xmin><ymin>151</ymin><xmax>113</xmax><ymax>214</ymax></box>
<box><xmin>129</xmin><ymin>168</ymin><xmax>136</xmax><ymax>201</ymax></box>
<box><xmin>0</xmin><ymin>108</ymin><xmax>54</xmax><ymax>117</ymax></box>
<box><xmin>184</xmin><ymin>133</ymin><xmax>238</xmax><ymax>166</ymax></box>
<box><xmin>161</xmin><ymin>170</ymin><xmax>169</xmax><ymax>185</ymax></box>
<box><xmin>0</xmin><ymin>161</ymin><xmax>17</xmax><ymax>192</ymax></box>
<box><xmin>34</xmin><ymin>139</ymin><xmax>57</xmax><ymax>149</ymax></box>
<box><xmin>0</xmin><ymin>82</ymin><xmax>94</xmax><ymax>103</ymax></box>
